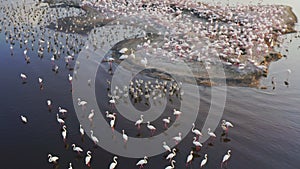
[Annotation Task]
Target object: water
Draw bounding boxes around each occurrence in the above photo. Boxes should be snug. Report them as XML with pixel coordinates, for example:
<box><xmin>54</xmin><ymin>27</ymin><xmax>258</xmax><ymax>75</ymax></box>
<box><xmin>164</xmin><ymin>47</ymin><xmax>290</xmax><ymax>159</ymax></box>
<box><xmin>0</xmin><ymin>0</ymin><xmax>300</xmax><ymax>169</ymax></box>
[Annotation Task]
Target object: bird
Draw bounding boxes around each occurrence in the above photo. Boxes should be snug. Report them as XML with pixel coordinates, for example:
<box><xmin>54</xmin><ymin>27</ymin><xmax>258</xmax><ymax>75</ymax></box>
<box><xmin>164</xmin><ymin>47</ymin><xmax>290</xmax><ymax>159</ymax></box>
<box><xmin>58</xmin><ymin>106</ymin><xmax>68</xmax><ymax>116</ymax></box>
<box><xmin>20</xmin><ymin>115</ymin><xmax>27</xmax><ymax>123</ymax></box>
<box><xmin>162</xmin><ymin>117</ymin><xmax>171</xmax><ymax>129</ymax></box>
<box><xmin>109</xmin><ymin>156</ymin><xmax>118</xmax><ymax>169</ymax></box>
<box><xmin>62</xmin><ymin>125</ymin><xmax>67</xmax><ymax>142</ymax></box>
<box><xmin>119</xmin><ymin>47</ymin><xmax>128</xmax><ymax>54</ymax></box>
<box><xmin>147</xmin><ymin>121</ymin><xmax>156</xmax><ymax>136</ymax></box>
<box><xmin>173</xmin><ymin>109</ymin><xmax>182</xmax><ymax>119</ymax></box>
<box><xmin>166</xmin><ymin>148</ymin><xmax>176</xmax><ymax>161</ymax></box>
<box><xmin>136</xmin><ymin>156</ymin><xmax>148</xmax><ymax>169</ymax></box>
<box><xmin>165</xmin><ymin>160</ymin><xmax>176</xmax><ymax>169</ymax></box>
<box><xmin>284</xmin><ymin>69</ymin><xmax>291</xmax><ymax>86</ymax></box>
<box><xmin>20</xmin><ymin>73</ymin><xmax>27</xmax><ymax>82</ymax></box>
<box><xmin>208</xmin><ymin>128</ymin><xmax>216</xmax><ymax>138</ymax></box>
<box><xmin>88</xmin><ymin>109</ymin><xmax>95</xmax><ymax>122</ymax></box>
<box><xmin>221</xmin><ymin>120</ymin><xmax>234</xmax><ymax>133</ymax></box>
<box><xmin>135</xmin><ymin>114</ymin><xmax>144</xmax><ymax>129</ymax></box>
<box><xmin>200</xmin><ymin>154</ymin><xmax>208</xmax><ymax>168</ymax></box>
<box><xmin>47</xmin><ymin>100</ymin><xmax>52</xmax><ymax>111</ymax></box>
<box><xmin>68</xmin><ymin>74</ymin><xmax>72</xmax><ymax>83</ymax></box>
<box><xmin>106</xmin><ymin>111</ymin><xmax>116</xmax><ymax>119</ymax></box>
<box><xmin>192</xmin><ymin>123</ymin><xmax>203</xmax><ymax>138</ymax></box>
<box><xmin>122</xmin><ymin>129</ymin><xmax>128</xmax><ymax>143</ymax></box>
<box><xmin>72</xmin><ymin>144</ymin><xmax>83</xmax><ymax>154</ymax></box>
<box><xmin>221</xmin><ymin>150</ymin><xmax>231</xmax><ymax>168</ymax></box>
<box><xmin>173</xmin><ymin>132</ymin><xmax>182</xmax><ymax>145</ymax></box>
<box><xmin>56</xmin><ymin>114</ymin><xmax>65</xmax><ymax>125</ymax></box>
<box><xmin>48</xmin><ymin>154</ymin><xmax>59</xmax><ymax>164</ymax></box>
<box><xmin>163</xmin><ymin>142</ymin><xmax>171</xmax><ymax>152</ymax></box>
<box><xmin>77</xmin><ymin>98</ymin><xmax>87</xmax><ymax>107</ymax></box>
<box><xmin>68</xmin><ymin>162</ymin><xmax>73</xmax><ymax>169</ymax></box>
<box><xmin>85</xmin><ymin>151</ymin><xmax>92</xmax><ymax>167</ymax></box>
<box><xmin>79</xmin><ymin>124</ymin><xmax>85</xmax><ymax>136</ymax></box>
<box><xmin>192</xmin><ymin>137</ymin><xmax>202</xmax><ymax>150</ymax></box>
<box><xmin>186</xmin><ymin>151</ymin><xmax>194</xmax><ymax>166</ymax></box>
<box><xmin>90</xmin><ymin>130</ymin><xmax>99</xmax><ymax>144</ymax></box>
<box><xmin>110</xmin><ymin>116</ymin><xmax>116</xmax><ymax>132</ymax></box>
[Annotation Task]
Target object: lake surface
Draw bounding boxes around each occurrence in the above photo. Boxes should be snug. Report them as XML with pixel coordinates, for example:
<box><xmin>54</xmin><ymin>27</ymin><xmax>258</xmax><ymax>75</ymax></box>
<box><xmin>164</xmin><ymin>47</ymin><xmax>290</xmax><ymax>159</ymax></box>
<box><xmin>0</xmin><ymin>0</ymin><xmax>300</xmax><ymax>169</ymax></box>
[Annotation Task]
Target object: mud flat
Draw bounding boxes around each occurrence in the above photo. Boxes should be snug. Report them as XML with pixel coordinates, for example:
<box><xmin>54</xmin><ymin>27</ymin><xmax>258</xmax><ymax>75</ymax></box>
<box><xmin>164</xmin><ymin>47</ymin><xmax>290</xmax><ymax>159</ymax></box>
<box><xmin>44</xmin><ymin>1</ymin><xmax>298</xmax><ymax>87</ymax></box>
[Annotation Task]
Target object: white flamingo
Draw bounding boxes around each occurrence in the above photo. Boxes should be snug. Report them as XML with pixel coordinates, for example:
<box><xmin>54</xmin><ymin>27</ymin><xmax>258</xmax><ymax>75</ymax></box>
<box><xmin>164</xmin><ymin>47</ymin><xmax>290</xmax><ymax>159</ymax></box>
<box><xmin>109</xmin><ymin>156</ymin><xmax>118</xmax><ymax>169</ymax></box>
<box><xmin>79</xmin><ymin>124</ymin><xmax>85</xmax><ymax>136</ymax></box>
<box><xmin>68</xmin><ymin>162</ymin><xmax>73</xmax><ymax>169</ymax></box>
<box><xmin>122</xmin><ymin>129</ymin><xmax>128</xmax><ymax>143</ymax></box>
<box><xmin>20</xmin><ymin>73</ymin><xmax>27</xmax><ymax>82</ymax></box>
<box><xmin>110</xmin><ymin>116</ymin><xmax>116</xmax><ymax>132</ymax></box>
<box><xmin>106</xmin><ymin>111</ymin><xmax>116</xmax><ymax>119</ymax></box>
<box><xmin>90</xmin><ymin>130</ymin><xmax>99</xmax><ymax>144</ymax></box>
<box><xmin>221</xmin><ymin>150</ymin><xmax>231</xmax><ymax>168</ymax></box>
<box><xmin>85</xmin><ymin>151</ymin><xmax>92</xmax><ymax>167</ymax></box>
<box><xmin>192</xmin><ymin>137</ymin><xmax>202</xmax><ymax>151</ymax></box>
<box><xmin>173</xmin><ymin>132</ymin><xmax>182</xmax><ymax>145</ymax></box>
<box><xmin>48</xmin><ymin>154</ymin><xmax>59</xmax><ymax>164</ymax></box>
<box><xmin>162</xmin><ymin>117</ymin><xmax>171</xmax><ymax>129</ymax></box>
<box><xmin>62</xmin><ymin>125</ymin><xmax>67</xmax><ymax>142</ymax></box>
<box><xmin>136</xmin><ymin>156</ymin><xmax>148</xmax><ymax>169</ymax></box>
<box><xmin>47</xmin><ymin>100</ymin><xmax>52</xmax><ymax>110</ymax></box>
<box><xmin>56</xmin><ymin>114</ymin><xmax>65</xmax><ymax>125</ymax></box>
<box><xmin>147</xmin><ymin>121</ymin><xmax>156</xmax><ymax>136</ymax></box>
<box><xmin>173</xmin><ymin>109</ymin><xmax>182</xmax><ymax>119</ymax></box>
<box><xmin>165</xmin><ymin>160</ymin><xmax>176</xmax><ymax>169</ymax></box>
<box><xmin>20</xmin><ymin>115</ymin><xmax>27</xmax><ymax>123</ymax></box>
<box><xmin>192</xmin><ymin>123</ymin><xmax>203</xmax><ymax>138</ymax></box>
<box><xmin>163</xmin><ymin>142</ymin><xmax>171</xmax><ymax>152</ymax></box>
<box><xmin>186</xmin><ymin>151</ymin><xmax>194</xmax><ymax>166</ymax></box>
<box><xmin>135</xmin><ymin>114</ymin><xmax>144</xmax><ymax>129</ymax></box>
<box><xmin>72</xmin><ymin>144</ymin><xmax>83</xmax><ymax>154</ymax></box>
<box><xmin>200</xmin><ymin>154</ymin><xmax>208</xmax><ymax>168</ymax></box>
<box><xmin>58</xmin><ymin>107</ymin><xmax>68</xmax><ymax>116</ymax></box>
<box><xmin>166</xmin><ymin>148</ymin><xmax>176</xmax><ymax>161</ymax></box>
<box><xmin>77</xmin><ymin>98</ymin><xmax>87</xmax><ymax>107</ymax></box>
<box><xmin>88</xmin><ymin>109</ymin><xmax>95</xmax><ymax>122</ymax></box>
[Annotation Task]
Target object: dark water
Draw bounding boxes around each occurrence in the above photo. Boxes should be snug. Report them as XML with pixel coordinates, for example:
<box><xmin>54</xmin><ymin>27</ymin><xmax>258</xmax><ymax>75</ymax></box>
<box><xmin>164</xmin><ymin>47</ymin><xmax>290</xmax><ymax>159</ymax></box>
<box><xmin>1</xmin><ymin>2</ymin><xmax>300</xmax><ymax>169</ymax></box>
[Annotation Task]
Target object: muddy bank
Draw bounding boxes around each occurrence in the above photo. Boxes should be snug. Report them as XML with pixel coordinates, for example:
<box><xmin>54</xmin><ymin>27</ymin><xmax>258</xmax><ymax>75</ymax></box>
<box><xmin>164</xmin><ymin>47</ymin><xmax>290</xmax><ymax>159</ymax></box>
<box><xmin>44</xmin><ymin>1</ymin><xmax>298</xmax><ymax>87</ymax></box>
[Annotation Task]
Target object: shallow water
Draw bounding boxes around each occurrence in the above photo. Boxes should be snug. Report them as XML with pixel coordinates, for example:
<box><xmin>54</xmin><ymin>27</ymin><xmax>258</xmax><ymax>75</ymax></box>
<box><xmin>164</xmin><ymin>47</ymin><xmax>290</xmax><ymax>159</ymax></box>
<box><xmin>0</xmin><ymin>0</ymin><xmax>300</xmax><ymax>169</ymax></box>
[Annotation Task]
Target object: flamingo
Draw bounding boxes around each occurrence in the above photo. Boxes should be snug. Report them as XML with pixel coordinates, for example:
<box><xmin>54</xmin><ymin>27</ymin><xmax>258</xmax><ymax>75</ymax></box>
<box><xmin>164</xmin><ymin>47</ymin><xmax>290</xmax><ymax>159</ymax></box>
<box><xmin>62</xmin><ymin>125</ymin><xmax>67</xmax><ymax>142</ymax></box>
<box><xmin>186</xmin><ymin>151</ymin><xmax>194</xmax><ymax>166</ymax></box>
<box><xmin>47</xmin><ymin>99</ymin><xmax>52</xmax><ymax>111</ymax></box>
<box><xmin>284</xmin><ymin>69</ymin><xmax>291</xmax><ymax>86</ymax></box>
<box><xmin>56</xmin><ymin>114</ymin><xmax>65</xmax><ymax>125</ymax></box>
<box><xmin>122</xmin><ymin>129</ymin><xmax>128</xmax><ymax>143</ymax></box>
<box><xmin>106</xmin><ymin>111</ymin><xmax>116</xmax><ymax>119</ymax></box>
<box><xmin>48</xmin><ymin>154</ymin><xmax>59</xmax><ymax>164</ymax></box>
<box><xmin>90</xmin><ymin>130</ymin><xmax>99</xmax><ymax>144</ymax></box>
<box><xmin>136</xmin><ymin>156</ymin><xmax>148</xmax><ymax>169</ymax></box>
<box><xmin>200</xmin><ymin>154</ymin><xmax>208</xmax><ymax>168</ymax></box>
<box><xmin>192</xmin><ymin>123</ymin><xmax>203</xmax><ymax>138</ymax></box>
<box><xmin>109</xmin><ymin>156</ymin><xmax>118</xmax><ymax>169</ymax></box>
<box><xmin>20</xmin><ymin>73</ymin><xmax>27</xmax><ymax>82</ymax></box>
<box><xmin>165</xmin><ymin>160</ymin><xmax>176</xmax><ymax>169</ymax></box>
<box><xmin>162</xmin><ymin>117</ymin><xmax>171</xmax><ymax>129</ymax></box>
<box><xmin>38</xmin><ymin>77</ymin><xmax>43</xmax><ymax>88</ymax></box>
<box><xmin>20</xmin><ymin>115</ymin><xmax>27</xmax><ymax>123</ymax></box>
<box><xmin>173</xmin><ymin>109</ymin><xmax>182</xmax><ymax>119</ymax></box>
<box><xmin>192</xmin><ymin>137</ymin><xmax>202</xmax><ymax>151</ymax></box>
<box><xmin>221</xmin><ymin>150</ymin><xmax>231</xmax><ymax>168</ymax></box>
<box><xmin>135</xmin><ymin>114</ymin><xmax>144</xmax><ymax>129</ymax></box>
<box><xmin>88</xmin><ymin>109</ymin><xmax>95</xmax><ymax>122</ymax></box>
<box><xmin>77</xmin><ymin>98</ymin><xmax>87</xmax><ymax>107</ymax></box>
<box><xmin>166</xmin><ymin>148</ymin><xmax>176</xmax><ymax>161</ymax></box>
<box><xmin>173</xmin><ymin>132</ymin><xmax>182</xmax><ymax>145</ymax></box>
<box><xmin>68</xmin><ymin>162</ymin><xmax>73</xmax><ymax>169</ymax></box>
<box><xmin>72</xmin><ymin>144</ymin><xmax>83</xmax><ymax>154</ymax></box>
<box><xmin>85</xmin><ymin>151</ymin><xmax>92</xmax><ymax>167</ymax></box>
<box><xmin>147</xmin><ymin>121</ymin><xmax>156</xmax><ymax>136</ymax></box>
<box><xmin>79</xmin><ymin>124</ymin><xmax>85</xmax><ymax>136</ymax></box>
<box><xmin>163</xmin><ymin>142</ymin><xmax>171</xmax><ymax>152</ymax></box>
<box><xmin>58</xmin><ymin>107</ymin><xmax>68</xmax><ymax>116</ymax></box>
<box><xmin>110</xmin><ymin>116</ymin><xmax>116</xmax><ymax>132</ymax></box>
<box><xmin>221</xmin><ymin>120</ymin><xmax>234</xmax><ymax>133</ymax></box>
<box><xmin>119</xmin><ymin>47</ymin><xmax>128</xmax><ymax>54</ymax></box>
<box><xmin>68</xmin><ymin>74</ymin><xmax>72</xmax><ymax>83</ymax></box>
<box><xmin>208</xmin><ymin>128</ymin><xmax>216</xmax><ymax>138</ymax></box>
